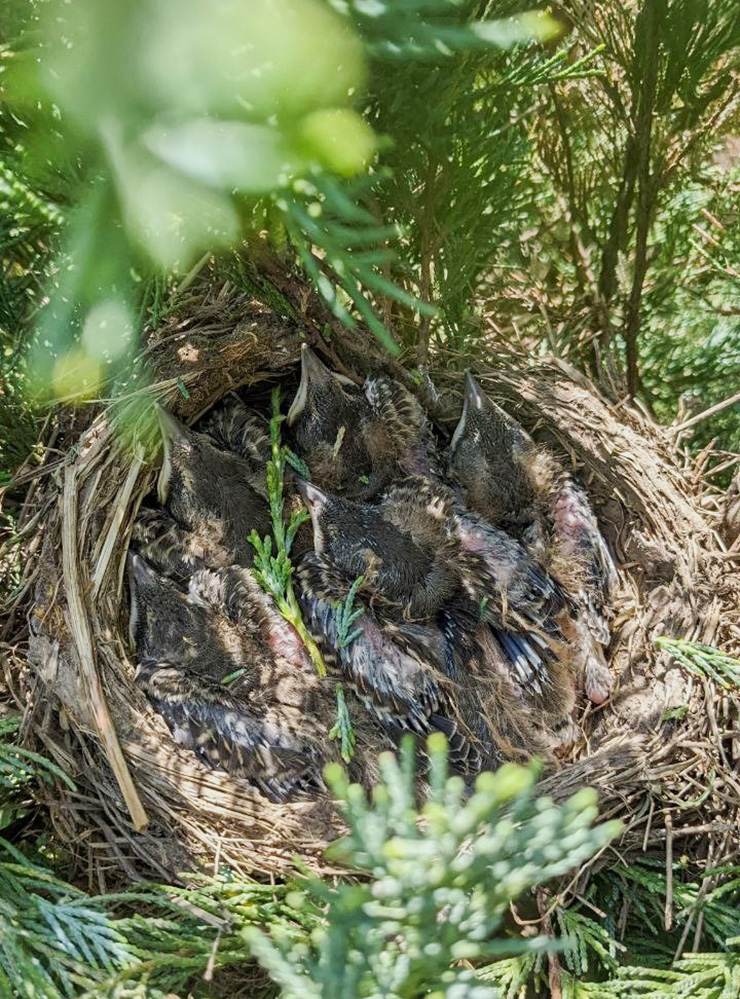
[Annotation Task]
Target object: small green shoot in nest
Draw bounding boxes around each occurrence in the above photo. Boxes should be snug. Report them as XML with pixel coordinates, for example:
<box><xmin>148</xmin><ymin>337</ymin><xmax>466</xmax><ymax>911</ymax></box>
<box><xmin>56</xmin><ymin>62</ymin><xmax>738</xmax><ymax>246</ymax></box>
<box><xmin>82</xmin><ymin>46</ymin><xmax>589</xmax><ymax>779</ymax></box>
<box><xmin>284</xmin><ymin>447</ymin><xmax>310</xmax><ymax>479</ymax></box>
<box><xmin>249</xmin><ymin>387</ymin><xmax>326</xmax><ymax>677</ymax></box>
<box><xmin>327</xmin><ymin>577</ymin><xmax>363</xmax><ymax>761</ymax></box>
<box><xmin>335</xmin><ymin>574</ymin><xmax>364</xmax><ymax>650</ymax></box>
<box><xmin>657</xmin><ymin>637</ymin><xmax>740</xmax><ymax>690</ymax></box>
<box><xmin>221</xmin><ymin>668</ymin><xmax>247</xmax><ymax>687</ymax></box>
<box><xmin>661</xmin><ymin>703</ymin><xmax>689</xmax><ymax>723</ymax></box>
<box><xmin>329</xmin><ymin>683</ymin><xmax>355</xmax><ymax>763</ymax></box>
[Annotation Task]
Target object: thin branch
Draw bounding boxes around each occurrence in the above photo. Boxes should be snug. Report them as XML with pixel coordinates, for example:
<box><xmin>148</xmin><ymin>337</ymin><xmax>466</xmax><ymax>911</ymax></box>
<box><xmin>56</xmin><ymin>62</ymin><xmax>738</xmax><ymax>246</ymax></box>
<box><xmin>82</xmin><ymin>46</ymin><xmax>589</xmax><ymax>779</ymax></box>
<box><xmin>62</xmin><ymin>465</ymin><xmax>149</xmax><ymax>832</ymax></box>
<box><xmin>622</xmin><ymin>0</ymin><xmax>662</xmax><ymax>400</ymax></box>
<box><xmin>416</xmin><ymin>153</ymin><xmax>439</xmax><ymax>367</ymax></box>
<box><xmin>664</xmin><ymin>810</ymin><xmax>674</xmax><ymax>931</ymax></box>
<box><xmin>670</xmin><ymin>389</ymin><xmax>740</xmax><ymax>435</ymax></box>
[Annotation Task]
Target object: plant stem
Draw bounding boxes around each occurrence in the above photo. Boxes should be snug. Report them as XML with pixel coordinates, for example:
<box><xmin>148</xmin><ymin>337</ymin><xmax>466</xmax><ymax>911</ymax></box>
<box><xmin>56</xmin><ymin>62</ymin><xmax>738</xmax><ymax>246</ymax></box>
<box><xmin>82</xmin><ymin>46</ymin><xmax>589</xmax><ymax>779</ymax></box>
<box><xmin>249</xmin><ymin>388</ymin><xmax>327</xmax><ymax>677</ymax></box>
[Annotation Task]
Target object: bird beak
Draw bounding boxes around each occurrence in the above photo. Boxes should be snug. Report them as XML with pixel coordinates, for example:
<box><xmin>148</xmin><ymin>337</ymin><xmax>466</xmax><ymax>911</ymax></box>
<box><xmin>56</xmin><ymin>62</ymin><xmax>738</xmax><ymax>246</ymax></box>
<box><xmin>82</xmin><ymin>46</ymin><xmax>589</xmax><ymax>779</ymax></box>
<box><xmin>157</xmin><ymin>407</ymin><xmax>190</xmax><ymax>505</ymax></box>
<box><xmin>287</xmin><ymin>345</ymin><xmax>332</xmax><ymax>426</ymax></box>
<box><xmin>450</xmin><ymin>372</ymin><xmax>485</xmax><ymax>451</ymax></box>
<box><xmin>295</xmin><ymin>478</ymin><xmax>328</xmax><ymax>552</ymax></box>
<box><xmin>464</xmin><ymin>371</ymin><xmax>487</xmax><ymax>411</ymax></box>
<box><xmin>295</xmin><ymin>477</ymin><xmax>327</xmax><ymax>511</ymax></box>
<box><xmin>127</xmin><ymin>551</ymin><xmax>155</xmax><ymax>586</ymax></box>
<box><xmin>157</xmin><ymin>406</ymin><xmax>190</xmax><ymax>443</ymax></box>
<box><xmin>464</xmin><ymin>376</ymin><xmax>533</xmax><ymax>452</ymax></box>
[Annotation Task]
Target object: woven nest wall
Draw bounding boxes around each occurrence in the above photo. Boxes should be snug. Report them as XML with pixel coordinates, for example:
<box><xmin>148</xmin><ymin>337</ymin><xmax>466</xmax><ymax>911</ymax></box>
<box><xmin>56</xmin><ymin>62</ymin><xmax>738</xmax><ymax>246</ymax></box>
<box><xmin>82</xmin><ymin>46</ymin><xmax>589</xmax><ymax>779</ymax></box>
<box><xmin>5</xmin><ymin>280</ymin><xmax>740</xmax><ymax>884</ymax></box>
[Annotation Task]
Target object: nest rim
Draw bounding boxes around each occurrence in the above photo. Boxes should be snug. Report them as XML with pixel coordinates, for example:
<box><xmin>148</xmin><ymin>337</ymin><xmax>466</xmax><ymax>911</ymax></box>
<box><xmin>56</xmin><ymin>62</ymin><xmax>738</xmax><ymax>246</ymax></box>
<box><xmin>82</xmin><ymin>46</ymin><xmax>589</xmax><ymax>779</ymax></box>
<box><xmin>4</xmin><ymin>278</ymin><xmax>739</xmax><ymax>886</ymax></box>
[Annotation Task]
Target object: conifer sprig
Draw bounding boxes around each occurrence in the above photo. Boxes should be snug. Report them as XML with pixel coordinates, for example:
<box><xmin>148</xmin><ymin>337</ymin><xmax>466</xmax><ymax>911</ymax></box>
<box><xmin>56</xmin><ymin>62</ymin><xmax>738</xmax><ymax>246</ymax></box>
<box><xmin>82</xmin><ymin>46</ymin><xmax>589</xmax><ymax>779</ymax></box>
<box><xmin>245</xmin><ymin>736</ymin><xmax>622</xmax><ymax>998</ymax></box>
<box><xmin>249</xmin><ymin>387</ymin><xmax>326</xmax><ymax>677</ymax></box>
<box><xmin>334</xmin><ymin>574</ymin><xmax>364</xmax><ymax>650</ymax></box>
<box><xmin>657</xmin><ymin>637</ymin><xmax>740</xmax><ymax>690</ymax></box>
<box><xmin>327</xmin><ymin>575</ymin><xmax>364</xmax><ymax>761</ymax></box>
<box><xmin>329</xmin><ymin>683</ymin><xmax>356</xmax><ymax>764</ymax></box>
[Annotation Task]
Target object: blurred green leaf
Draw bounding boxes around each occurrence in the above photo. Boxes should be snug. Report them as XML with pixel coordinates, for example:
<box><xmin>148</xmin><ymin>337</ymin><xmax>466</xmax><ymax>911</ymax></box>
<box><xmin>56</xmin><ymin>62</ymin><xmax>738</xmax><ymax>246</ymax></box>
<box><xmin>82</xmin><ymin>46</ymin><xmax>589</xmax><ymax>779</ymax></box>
<box><xmin>143</xmin><ymin>119</ymin><xmax>308</xmax><ymax>192</ymax></box>
<box><xmin>139</xmin><ymin>0</ymin><xmax>366</xmax><ymax>121</ymax></box>
<box><xmin>472</xmin><ymin>12</ymin><xmax>565</xmax><ymax>47</ymax></box>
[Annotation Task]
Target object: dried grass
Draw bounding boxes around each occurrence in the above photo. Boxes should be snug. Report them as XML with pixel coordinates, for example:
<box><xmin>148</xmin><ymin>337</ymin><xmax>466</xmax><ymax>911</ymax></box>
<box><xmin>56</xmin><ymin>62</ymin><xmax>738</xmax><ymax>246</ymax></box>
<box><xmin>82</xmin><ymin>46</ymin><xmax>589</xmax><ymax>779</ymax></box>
<box><xmin>2</xmin><ymin>279</ymin><xmax>739</xmax><ymax>885</ymax></box>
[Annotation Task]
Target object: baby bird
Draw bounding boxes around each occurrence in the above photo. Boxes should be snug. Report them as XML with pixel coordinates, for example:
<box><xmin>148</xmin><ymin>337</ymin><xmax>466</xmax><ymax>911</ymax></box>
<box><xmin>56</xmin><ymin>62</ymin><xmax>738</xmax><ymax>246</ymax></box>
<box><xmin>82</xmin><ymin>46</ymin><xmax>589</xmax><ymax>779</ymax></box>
<box><xmin>295</xmin><ymin>478</ymin><xmax>469</xmax><ymax>620</ymax></box>
<box><xmin>298</xmin><ymin>475</ymin><xmax>571</xmax><ymax>686</ymax></box>
<box><xmin>127</xmin><ymin>551</ymin><xmax>393</xmax><ymax>799</ymax></box>
<box><xmin>296</xmin><ymin>479</ymin><xmax>564</xmax><ymax>764</ymax></box>
<box><xmin>128</xmin><ymin>550</ymin><xmax>319</xmax><ymax>801</ymax></box>
<box><xmin>131</xmin><ymin>511</ymin><xmax>314</xmax><ymax>670</ymax></box>
<box><xmin>378</xmin><ymin>477</ymin><xmax>579</xmax><ymax>731</ymax></box>
<box><xmin>157</xmin><ymin>407</ymin><xmax>271</xmax><ymax>568</ymax></box>
<box><xmin>297</xmin><ymin>552</ymin><xmax>542</xmax><ymax>775</ymax></box>
<box><xmin>287</xmin><ymin>345</ymin><xmax>374</xmax><ymax>495</ymax></box>
<box><xmin>448</xmin><ymin>373</ymin><xmax>617</xmax><ymax>704</ymax></box>
<box><xmin>448</xmin><ymin>372</ymin><xmax>540</xmax><ymax>540</ymax></box>
<box><xmin>543</xmin><ymin>471</ymin><xmax>618</xmax><ymax>704</ymax></box>
<box><xmin>287</xmin><ymin>345</ymin><xmax>440</xmax><ymax>498</ymax></box>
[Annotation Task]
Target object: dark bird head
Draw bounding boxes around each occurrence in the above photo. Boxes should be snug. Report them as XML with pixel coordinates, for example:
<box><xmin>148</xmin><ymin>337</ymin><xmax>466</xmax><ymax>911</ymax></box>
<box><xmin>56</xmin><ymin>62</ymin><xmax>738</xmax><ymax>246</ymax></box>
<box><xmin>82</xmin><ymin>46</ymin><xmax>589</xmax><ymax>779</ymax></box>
<box><xmin>448</xmin><ymin>373</ymin><xmax>536</xmax><ymax>529</ymax></box>
<box><xmin>297</xmin><ymin>479</ymin><xmax>460</xmax><ymax>618</ymax></box>
<box><xmin>127</xmin><ymin>551</ymin><xmax>207</xmax><ymax>661</ymax></box>
<box><xmin>158</xmin><ymin>407</ymin><xmax>266</xmax><ymax>502</ymax></box>
<box><xmin>156</xmin><ymin>406</ymin><xmax>271</xmax><ymax>564</ymax></box>
<box><xmin>296</xmin><ymin>479</ymin><xmax>405</xmax><ymax>567</ymax></box>
<box><xmin>287</xmin><ymin>344</ymin><xmax>361</xmax><ymax>434</ymax></box>
<box><xmin>287</xmin><ymin>346</ymin><xmax>374</xmax><ymax>493</ymax></box>
<box><xmin>287</xmin><ymin>349</ymin><xmax>440</xmax><ymax>498</ymax></box>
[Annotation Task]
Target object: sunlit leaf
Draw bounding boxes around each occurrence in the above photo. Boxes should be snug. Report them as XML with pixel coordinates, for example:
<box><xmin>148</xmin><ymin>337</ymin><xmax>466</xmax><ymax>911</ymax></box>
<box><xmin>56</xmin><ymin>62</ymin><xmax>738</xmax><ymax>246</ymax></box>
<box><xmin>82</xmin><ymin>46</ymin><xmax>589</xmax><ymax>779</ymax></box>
<box><xmin>140</xmin><ymin>0</ymin><xmax>366</xmax><ymax>121</ymax></box>
<box><xmin>103</xmin><ymin>128</ymin><xmax>239</xmax><ymax>271</ymax></box>
<box><xmin>143</xmin><ymin>119</ymin><xmax>308</xmax><ymax>192</ymax></box>
<box><xmin>297</xmin><ymin>108</ymin><xmax>377</xmax><ymax>177</ymax></box>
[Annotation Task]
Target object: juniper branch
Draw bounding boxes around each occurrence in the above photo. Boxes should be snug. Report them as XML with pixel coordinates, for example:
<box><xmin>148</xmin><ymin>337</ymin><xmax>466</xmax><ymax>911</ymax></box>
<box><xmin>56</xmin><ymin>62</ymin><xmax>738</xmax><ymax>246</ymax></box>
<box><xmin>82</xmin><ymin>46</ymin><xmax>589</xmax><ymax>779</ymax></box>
<box><xmin>249</xmin><ymin>387</ymin><xmax>326</xmax><ymax>677</ymax></box>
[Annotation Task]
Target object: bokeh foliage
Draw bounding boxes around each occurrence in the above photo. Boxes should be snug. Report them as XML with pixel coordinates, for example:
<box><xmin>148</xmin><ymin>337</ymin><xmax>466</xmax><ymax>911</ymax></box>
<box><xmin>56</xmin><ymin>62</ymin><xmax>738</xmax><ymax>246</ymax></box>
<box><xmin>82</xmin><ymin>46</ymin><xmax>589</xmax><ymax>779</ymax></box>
<box><xmin>2</xmin><ymin>0</ymin><xmax>738</xmax><ymax>469</ymax></box>
<box><xmin>1</xmin><ymin>0</ymin><xmax>562</xmax><ymax>411</ymax></box>
<box><xmin>0</xmin><ymin>724</ymin><xmax>618</xmax><ymax>999</ymax></box>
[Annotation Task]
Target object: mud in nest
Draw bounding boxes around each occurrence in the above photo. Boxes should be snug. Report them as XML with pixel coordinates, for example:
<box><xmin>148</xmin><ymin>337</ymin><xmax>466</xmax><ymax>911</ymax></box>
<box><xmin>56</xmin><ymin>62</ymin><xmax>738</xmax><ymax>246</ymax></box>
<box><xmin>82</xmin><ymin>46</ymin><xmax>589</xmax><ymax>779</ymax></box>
<box><xmin>3</xmin><ymin>279</ymin><xmax>739</xmax><ymax>884</ymax></box>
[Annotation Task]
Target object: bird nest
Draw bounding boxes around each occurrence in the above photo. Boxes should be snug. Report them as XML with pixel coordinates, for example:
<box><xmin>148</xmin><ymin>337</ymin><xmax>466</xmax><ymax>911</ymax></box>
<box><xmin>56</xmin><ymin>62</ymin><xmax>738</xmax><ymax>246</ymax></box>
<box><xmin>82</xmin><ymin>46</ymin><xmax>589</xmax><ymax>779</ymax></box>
<box><xmin>4</xmin><ymin>279</ymin><xmax>739</xmax><ymax>884</ymax></box>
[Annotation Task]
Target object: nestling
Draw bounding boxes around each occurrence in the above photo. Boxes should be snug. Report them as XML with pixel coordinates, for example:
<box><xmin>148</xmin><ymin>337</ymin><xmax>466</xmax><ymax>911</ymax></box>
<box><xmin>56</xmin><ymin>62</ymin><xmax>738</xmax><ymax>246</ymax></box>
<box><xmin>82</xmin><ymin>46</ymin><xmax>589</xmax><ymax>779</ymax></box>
<box><xmin>287</xmin><ymin>345</ymin><xmax>440</xmax><ymax>497</ymax></box>
<box><xmin>127</xmin><ymin>551</ymin><xmax>394</xmax><ymax>798</ymax></box>
<box><xmin>449</xmin><ymin>372</ymin><xmax>539</xmax><ymax>539</ymax></box>
<box><xmin>448</xmin><ymin>374</ymin><xmax>617</xmax><ymax>704</ymax></box>
<box><xmin>367</xmin><ymin>474</ymin><xmax>574</xmax><ymax>692</ymax></box>
<box><xmin>297</xmin><ymin>473</ymin><xmax>576</xmax><ymax>716</ymax></box>
<box><xmin>295</xmin><ymin>477</ymin><xmax>466</xmax><ymax>620</ymax></box>
<box><xmin>287</xmin><ymin>345</ymin><xmax>375</xmax><ymax>495</ymax></box>
<box><xmin>297</xmin><ymin>551</ymin><xmax>543</xmax><ymax>775</ymax></box>
<box><xmin>157</xmin><ymin>407</ymin><xmax>271</xmax><ymax>568</ymax></box>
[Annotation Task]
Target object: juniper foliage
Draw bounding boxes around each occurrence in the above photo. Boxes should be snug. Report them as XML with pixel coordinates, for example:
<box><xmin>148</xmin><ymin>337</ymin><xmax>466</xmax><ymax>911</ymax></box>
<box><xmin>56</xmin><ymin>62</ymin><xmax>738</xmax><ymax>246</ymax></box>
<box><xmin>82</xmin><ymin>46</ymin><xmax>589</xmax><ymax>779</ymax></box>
<box><xmin>248</xmin><ymin>386</ymin><xmax>324</xmax><ymax>676</ymax></box>
<box><xmin>481</xmin><ymin>860</ymin><xmax>740</xmax><ymax>997</ymax></box>
<box><xmin>0</xmin><ymin>720</ymin><xmax>624</xmax><ymax>999</ymax></box>
<box><xmin>245</xmin><ymin>736</ymin><xmax>621</xmax><ymax>999</ymax></box>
